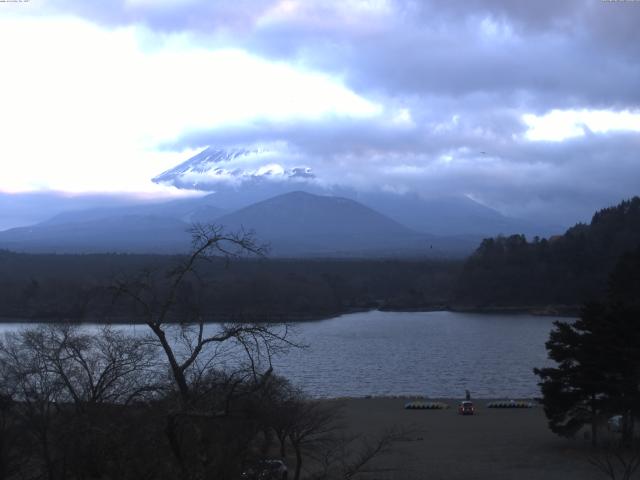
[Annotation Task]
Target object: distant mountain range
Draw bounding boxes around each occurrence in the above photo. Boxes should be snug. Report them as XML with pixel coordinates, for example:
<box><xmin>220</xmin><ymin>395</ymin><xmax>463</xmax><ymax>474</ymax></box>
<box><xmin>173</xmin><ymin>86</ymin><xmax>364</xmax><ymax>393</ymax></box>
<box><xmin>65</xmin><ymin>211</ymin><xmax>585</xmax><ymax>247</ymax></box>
<box><xmin>213</xmin><ymin>191</ymin><xmax>474</xmax><ymax>256</ymax></box>
<box><xmin>152</xmin><ymin>146</ymin><xmax>560</xmax><ymax>237</ymax></box>
<box><xmin>0</xmin><ymin>192</ymin><xmax>144</xmax><ymax>231</ymax></box>
<box><xmin>0</xmin><ymin>215</ymin><xmax>191</xmax><ymax>254</ymax></box>
<box><xmin>0</xmin><ymin>191</ymin><xmax>477</xmax><ymax>256</ymax></box>
<box><xmin>42</xmin><ymin>196</ymin><xmax>224</xmax><ymax>227</ymax></box>
<box><xmin>0</xmin><ymin>147</ymin><xmax>564</xmax><ymax>256</ymax></box>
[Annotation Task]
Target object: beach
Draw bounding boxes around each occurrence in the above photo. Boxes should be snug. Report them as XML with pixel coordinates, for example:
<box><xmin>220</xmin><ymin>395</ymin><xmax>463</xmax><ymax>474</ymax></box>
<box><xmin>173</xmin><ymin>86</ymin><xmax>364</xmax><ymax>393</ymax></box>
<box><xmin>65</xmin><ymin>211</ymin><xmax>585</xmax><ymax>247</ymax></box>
<box><xmin>330</xmin><ymin>397</ymin><xmax>603</xmax><ymax>480</ymax></box>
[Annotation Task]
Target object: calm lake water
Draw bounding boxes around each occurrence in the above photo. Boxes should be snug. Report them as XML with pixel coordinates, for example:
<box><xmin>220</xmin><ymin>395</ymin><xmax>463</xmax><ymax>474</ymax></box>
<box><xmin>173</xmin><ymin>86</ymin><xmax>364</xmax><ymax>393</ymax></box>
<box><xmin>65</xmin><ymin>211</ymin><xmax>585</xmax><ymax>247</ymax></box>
<box><xmin>0</xmin><ymin>310</ymin><xmax>564</xmax><ymax>398</ymax></box>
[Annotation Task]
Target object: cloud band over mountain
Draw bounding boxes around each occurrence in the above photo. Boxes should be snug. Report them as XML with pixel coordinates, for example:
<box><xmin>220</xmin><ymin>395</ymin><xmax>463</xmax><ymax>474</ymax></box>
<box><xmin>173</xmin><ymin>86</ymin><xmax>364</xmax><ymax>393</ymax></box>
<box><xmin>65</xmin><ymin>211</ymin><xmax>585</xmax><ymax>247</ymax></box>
<box><xmin>3</xmin><ymin>0</ymin><xmax>639</xmax><ymax>226</ymax></box>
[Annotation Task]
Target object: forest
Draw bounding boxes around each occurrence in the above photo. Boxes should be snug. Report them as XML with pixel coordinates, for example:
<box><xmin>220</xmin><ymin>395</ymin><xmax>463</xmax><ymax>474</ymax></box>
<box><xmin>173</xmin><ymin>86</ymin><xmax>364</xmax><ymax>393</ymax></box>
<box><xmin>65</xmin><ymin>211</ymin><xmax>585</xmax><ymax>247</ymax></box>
<box><xmin>0</xmin><ymin>250</ymin><xmax>460</xmax><ymax>322</ymax></box>
<box><xmin>1</xmin><ymin>197</ymin><xmax>639</xmax><ymax>322</ymax></box>
<box><xmin>454</xmin><ymin>197</ymin><xmax>640</xmax><ymax>310</ymax></box>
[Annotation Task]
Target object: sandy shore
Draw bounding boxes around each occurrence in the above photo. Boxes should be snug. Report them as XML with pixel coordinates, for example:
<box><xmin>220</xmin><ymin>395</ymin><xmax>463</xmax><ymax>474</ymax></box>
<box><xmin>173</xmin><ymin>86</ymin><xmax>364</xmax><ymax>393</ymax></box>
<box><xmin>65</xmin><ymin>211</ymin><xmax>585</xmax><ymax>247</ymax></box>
<box><xmin>327</xmin><ymin>397</ymin><xmax>603</xmax><ymax>480</ymax></box>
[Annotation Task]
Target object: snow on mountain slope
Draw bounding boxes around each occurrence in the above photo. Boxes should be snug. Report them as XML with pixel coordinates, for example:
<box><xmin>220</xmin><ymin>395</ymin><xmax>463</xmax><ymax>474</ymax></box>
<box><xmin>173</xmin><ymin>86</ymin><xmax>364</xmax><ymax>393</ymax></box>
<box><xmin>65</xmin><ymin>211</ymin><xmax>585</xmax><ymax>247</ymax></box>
<box><xmin>153</xmin><ymin>147</ymin><xmax>314</xmax><ymax>190</ymax></box>
<box><xmin>151</xmin><ymin>147</ymin><xmax>560</xmax><ymax>237</ymax></box>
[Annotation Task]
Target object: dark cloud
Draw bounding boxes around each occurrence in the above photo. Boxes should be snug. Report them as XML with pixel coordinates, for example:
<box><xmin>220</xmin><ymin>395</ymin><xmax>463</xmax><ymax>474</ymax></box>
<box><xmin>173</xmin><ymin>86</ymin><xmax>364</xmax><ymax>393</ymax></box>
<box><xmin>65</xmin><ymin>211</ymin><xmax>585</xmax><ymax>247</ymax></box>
<box><xmin>39</xmin><ymin>0</ymin><xmax>640</xmax><ymax>107</ymax></box>
<box><xmin>239</xmin><ymin>1</ymin><xmax>640</xmax><ymax>110</ymax></box>
<box><xmin>163</xmin><ymin>96</ymin><xmax>526</xmax><ymax>158</ymax></box>
<box><xmin>39</xmin><ymin>0</ymin><xmax>640</xmax><ymax>108</ymax></box>
<box><xmin>165</xmin><ymin>110</ymin><xmax>640</xmax><ymax>225</ymax></box>
<box><xmin>36</xmin><ymin>0</ymin><xmax>640</xmax><ymax>225</ymax></box>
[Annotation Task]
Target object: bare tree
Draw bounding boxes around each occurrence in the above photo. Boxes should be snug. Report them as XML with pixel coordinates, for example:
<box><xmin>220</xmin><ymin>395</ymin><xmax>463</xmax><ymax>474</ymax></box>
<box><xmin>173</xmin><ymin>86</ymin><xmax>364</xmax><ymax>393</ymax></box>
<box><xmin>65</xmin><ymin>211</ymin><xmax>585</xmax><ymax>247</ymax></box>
<box><xmin>15</xmin><ymin>325</ymin><xmax>159</xmax><ymax>409</ymax></box>
<box><xmin>0</xmin><ymin>325</ymin><xmax>160</xmax><ymax>480</ymax></box>
<box><xmin>338</xmin><ymin>428</ymin><xmax>407</xmax><ymax>480</ymax></box>
<box><xmin>0</xmin><ymin>329</ymin><xmax>67</xmax><ymax>480</ymax></box>
<box><xmin>112</xmin><ymin>224</ymin><xmax>296</xmax><ymax>407</ymax></box>
<box><xmin>109</xmin><ymin>225</ymin><xmax>302</xmax><ymax>480</ymax></box>
<box><xmin>288</xmin><ymin>400</ymin><xmax>344</xmax><ymax>480</ymax></box>
<box><xmin>0</xmin><ymin>392</ymin><xmax>22</xmax><ymax>480</ymax></box>
<box><xmin>589</xmin><ymin>441</ymin><xmax>640</xmax><ymax>480</ymax></box>
<box><xmin>263</xmin><ymin>389</ymin><xmax>408</xmax><ymax>480</ymax></box>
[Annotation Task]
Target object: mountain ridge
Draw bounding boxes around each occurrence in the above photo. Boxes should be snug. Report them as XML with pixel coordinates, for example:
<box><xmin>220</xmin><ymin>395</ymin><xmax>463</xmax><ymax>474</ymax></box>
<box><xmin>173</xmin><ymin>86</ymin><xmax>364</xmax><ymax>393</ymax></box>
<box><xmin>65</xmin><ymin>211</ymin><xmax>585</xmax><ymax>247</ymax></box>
<box><xmin>153</xmin><ymin>147</ymin><xmax>315</xmax><ymax>189</ymax></box>
<box><xmin>0</xmin><ymin>190</ymin><xmax>478</xmax><ymax>257</ymax></box>
<box><xmin>151</xmin><ymin>146</ymin><xmax>561</xmax><ymax>238</ymax></box>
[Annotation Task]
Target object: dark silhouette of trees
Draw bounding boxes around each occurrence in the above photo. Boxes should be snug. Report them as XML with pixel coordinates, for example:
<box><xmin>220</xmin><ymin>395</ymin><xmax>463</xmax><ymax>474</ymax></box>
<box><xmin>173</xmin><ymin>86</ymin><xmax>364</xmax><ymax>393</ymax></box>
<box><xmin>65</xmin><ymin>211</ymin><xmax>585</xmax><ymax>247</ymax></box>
<box><xmin>0</xmin><ymin>250</ymin><xmax>460</xmax><ymax>322</ymax></box>
<box><xmin>287</xmin><ymin>399</ymin><xmax>340</xmax><ymax>480</ymax></box>
<box><xmin>0</xmin><ymin>325</ymin><xmax>159</xmax><ymax>480</ymax></box>
<box><xmin>457</xmin><ymin>197</ymin><xmax>640</xmax><ymax>309</ymax></box>
<box><xmin>588</xmin><ymin>441</ymin><xmax>640</xmax><ymax>480</ymax></box>
<box><xmin>112</xmin><ymin>224</ymin><xmax>295</xmax><ymax>405</ymax></box>
<box><xmin>0</xmin><ymin>324</ymin><xmax>401</xmax><ymax>480</ymax></box>
<box><xmin>534</xmin><ymin>304</ymin><xmax>612</xmax><ymax>446</ymax></box>
<box><xmin>535</xmin><ymin>246</ymin><xmax>640</xmax><ymax>447</ymax></box>
<box><xmin>0</xmin><ymin>393</ymin><xmax>20</xmax><ymax>480</ymax></box>
<box><xmin>0</xmin><ymin>225</ymin><xmax>409</xmax><ymax>479</ymax></box>
<box><xmin>109</xmin><ymin>224</ymin><xmax>305</xmax><ymax>479</ymax></box>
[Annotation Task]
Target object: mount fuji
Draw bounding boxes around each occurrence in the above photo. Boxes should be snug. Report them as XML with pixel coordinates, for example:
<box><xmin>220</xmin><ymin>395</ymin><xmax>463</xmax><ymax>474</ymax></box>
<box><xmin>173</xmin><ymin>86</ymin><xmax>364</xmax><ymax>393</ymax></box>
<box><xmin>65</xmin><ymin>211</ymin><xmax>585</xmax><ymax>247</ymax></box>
<box><xmin>153</xmin><ymin>147</ymin><xmax>315</xmax><ymax>191</ymax></box>
<box><xmin>0</xmin><ymin>148</ymin><xmax>562</xmax><ymax>255</ymax></box>
<box><xmin>152</xmin><ymin>146</ymin><xmax>560</xmax><ymax>237</ymax></box>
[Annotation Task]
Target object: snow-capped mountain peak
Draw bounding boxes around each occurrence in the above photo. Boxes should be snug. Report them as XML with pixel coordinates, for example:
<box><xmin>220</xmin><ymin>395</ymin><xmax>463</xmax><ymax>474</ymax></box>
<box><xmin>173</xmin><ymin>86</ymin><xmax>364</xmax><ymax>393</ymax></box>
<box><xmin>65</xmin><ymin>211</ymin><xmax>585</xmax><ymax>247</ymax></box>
<box><xmin>153</xmin><ymin>147</ymin><xmax>315</xmax><ymax>190</ymax></box>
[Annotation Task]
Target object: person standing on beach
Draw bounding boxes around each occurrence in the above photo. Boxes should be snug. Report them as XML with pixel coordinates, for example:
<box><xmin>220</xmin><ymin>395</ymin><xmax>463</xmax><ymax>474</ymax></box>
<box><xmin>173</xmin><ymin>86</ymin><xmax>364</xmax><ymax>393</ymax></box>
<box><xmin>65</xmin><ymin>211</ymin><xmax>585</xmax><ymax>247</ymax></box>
<box><xmin>465</xmin><ymin>389</ymin><xmax>471</xmax><ymax>400</ymax></box>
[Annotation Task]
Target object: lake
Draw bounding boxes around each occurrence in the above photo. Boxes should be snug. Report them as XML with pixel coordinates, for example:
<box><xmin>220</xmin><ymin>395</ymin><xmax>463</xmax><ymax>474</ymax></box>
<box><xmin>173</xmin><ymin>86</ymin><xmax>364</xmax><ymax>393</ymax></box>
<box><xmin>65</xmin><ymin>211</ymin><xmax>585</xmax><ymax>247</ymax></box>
<box><xmin>0</xmin><ymin>310</ymin><xmax>564</xmax><ymax>398</ymax></box>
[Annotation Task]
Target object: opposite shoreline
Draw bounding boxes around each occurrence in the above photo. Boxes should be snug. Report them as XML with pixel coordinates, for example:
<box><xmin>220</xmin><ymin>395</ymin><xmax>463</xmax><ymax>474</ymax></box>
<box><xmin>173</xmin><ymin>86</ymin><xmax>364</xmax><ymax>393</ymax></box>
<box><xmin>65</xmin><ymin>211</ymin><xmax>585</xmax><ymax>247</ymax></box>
<box><xmin>0</xmin><ymin>305</ymin><xmax>580</xmax><ymax>324</ymax></box>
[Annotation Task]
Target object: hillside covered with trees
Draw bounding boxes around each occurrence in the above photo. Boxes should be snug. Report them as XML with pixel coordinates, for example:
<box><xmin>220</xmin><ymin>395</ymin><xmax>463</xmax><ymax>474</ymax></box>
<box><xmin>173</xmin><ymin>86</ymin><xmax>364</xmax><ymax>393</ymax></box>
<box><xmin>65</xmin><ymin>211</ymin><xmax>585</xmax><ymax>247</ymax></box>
<box><xmin>455</xmin><ymin>197</ymin><xmax>640</xmax><ymax>308</ymax></box>
<box><xmin>455</xmin><ymin>197</ymin><xmax>640</xmax><ymax>310</ymax></box>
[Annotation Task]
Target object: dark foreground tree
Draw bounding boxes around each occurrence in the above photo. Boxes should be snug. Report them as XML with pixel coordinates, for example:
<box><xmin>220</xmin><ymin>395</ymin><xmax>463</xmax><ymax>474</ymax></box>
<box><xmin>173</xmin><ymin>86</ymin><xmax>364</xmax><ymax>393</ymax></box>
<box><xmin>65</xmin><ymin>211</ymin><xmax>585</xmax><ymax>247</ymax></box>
<box><xmin>0</xmin><ymin>225</ymin><xmax>405</xmax><ymax>480</ymax></box>
<box><xmin>588</xmin><ymin>441</ymin><xmax>640</xmax><ymax>480</ymax></box>
<box><xmin>0</xmin><ymin>325</ymin><xmax>160</xmax><ymax>480</ymax></box>
<box><xmin>111</xmin><ymin>224</ymin><xmax>304</xmax><ymax>479</ymax></box>
<box><xmin>112</xmin><ymin>224</ymin><xmax>296</xmax><ymax>405</ymax></box>
<box><xmin>535</xmin><ymin>247</ymin><xmax>640</xmax><ymax>447</ymax></box>
<box><xmin>534</xmin><ymin>303</ymin><xmax>614</xmax><ymax>445</ymax></box>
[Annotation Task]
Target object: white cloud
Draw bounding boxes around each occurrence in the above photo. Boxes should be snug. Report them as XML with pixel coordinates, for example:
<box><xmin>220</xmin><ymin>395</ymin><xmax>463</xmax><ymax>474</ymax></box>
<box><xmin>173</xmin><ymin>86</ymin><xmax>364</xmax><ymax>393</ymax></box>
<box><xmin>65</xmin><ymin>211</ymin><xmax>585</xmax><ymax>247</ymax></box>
<box><xmin>523</xmin><ymin>109</ymin><xmax>640</xmax><ymax>142</ymax></box>
<box><xmin>0</xmin><ymin>16</ymin><xmax>380</xmax><ymax>192</ymax></box>
<box><xmin>391</xmin><ymin>108</ymin><xmax>414</xmax><ymax>126</ymax></box>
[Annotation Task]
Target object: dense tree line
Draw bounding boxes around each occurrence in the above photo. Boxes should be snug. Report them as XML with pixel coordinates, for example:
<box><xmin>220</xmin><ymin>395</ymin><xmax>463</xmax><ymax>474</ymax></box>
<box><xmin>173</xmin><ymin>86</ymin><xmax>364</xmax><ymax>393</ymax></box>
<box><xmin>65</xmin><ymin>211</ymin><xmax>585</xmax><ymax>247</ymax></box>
<box><xmin>0</xmin><ymin>251</ymin><xmax>460</xmax><ymax>322</ymax></box>
<box><xmin>455</xmin><ymin>197</ymin><xmax>640</xmax><ymax>309</ymax></box>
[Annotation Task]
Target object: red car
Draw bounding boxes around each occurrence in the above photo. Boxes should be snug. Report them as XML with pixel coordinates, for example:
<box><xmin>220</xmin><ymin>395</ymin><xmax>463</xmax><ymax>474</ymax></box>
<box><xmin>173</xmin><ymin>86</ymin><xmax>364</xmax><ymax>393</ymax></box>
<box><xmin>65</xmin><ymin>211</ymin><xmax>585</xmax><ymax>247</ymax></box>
<box><xmin>458</xmin><ymin>401</ymin><xmax>475</xmax><ymax>415</ymax></box>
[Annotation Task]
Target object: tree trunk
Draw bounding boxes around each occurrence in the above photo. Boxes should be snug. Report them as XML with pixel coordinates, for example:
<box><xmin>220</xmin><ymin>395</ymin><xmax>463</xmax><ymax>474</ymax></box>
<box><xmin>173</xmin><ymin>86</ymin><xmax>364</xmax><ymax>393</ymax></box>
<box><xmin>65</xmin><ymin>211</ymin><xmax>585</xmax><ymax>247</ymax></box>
<box><xmin>591</xmin><ymin>395</ymin><xmax>598</xmax><ymax>447</ymax></box>
<box><xmin>280</xmin><ymin>438</ymin><xmax>287</xmax><ymax>459</ymax></box>
<box><xmin>0</xmin><ymin>433</ymin><xmax>6</xmax><ymax>480</ymax></box>
<box><xmin>261</xmin><ymin>428</ymin><xmax>273</xmax><ymax>456</ymax></box>
<box><xmin>293</xmin><ymin>443</ymin><xmax>302</xmax><ymax>480</ymax></box>
<box><xmin>149</xmin><ymin>324</ymin><xmax>190</xmax><ymax>404</ymax></box>
<box><xmin>165</xmin><ymin>414</ymin><xmax>186</xmax><ymax>476</ymax></box>
<box><xmin>622</xmin><ymin>411</ymin><xmax>633</xmax><ymax>447</ymax></box>
<box><xmin>39</xmin><ymin>425</ymin><xmax>56</xmax><ymax>480</ymax></box>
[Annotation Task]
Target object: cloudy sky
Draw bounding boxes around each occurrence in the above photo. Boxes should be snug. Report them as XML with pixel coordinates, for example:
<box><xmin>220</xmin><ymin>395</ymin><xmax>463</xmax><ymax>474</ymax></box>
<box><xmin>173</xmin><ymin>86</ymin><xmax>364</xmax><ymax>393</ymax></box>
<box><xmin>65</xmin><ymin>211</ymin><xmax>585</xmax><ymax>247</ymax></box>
<box><xmin>1</xmin><ymin>0</ymin><xmax>639</xmax><ymax>224</ymax></box>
